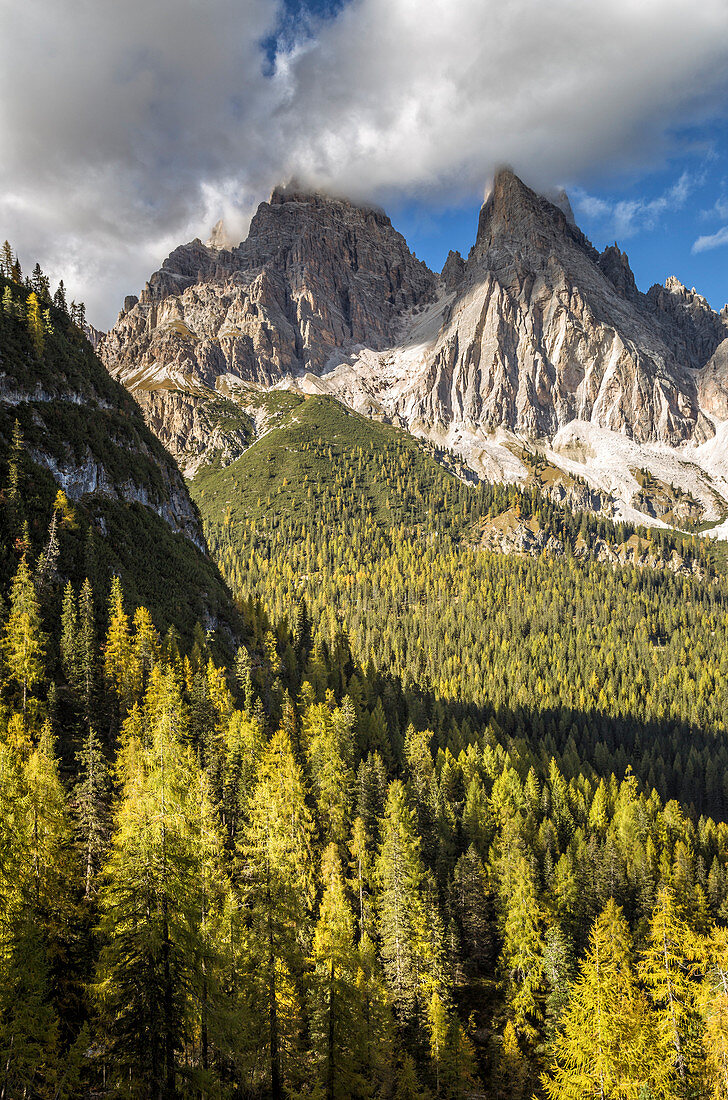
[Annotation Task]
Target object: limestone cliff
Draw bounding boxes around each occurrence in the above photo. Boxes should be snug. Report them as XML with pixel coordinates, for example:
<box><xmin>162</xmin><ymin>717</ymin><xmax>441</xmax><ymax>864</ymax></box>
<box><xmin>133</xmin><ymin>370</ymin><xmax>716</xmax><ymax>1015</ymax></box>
<box><xmin>99</xmin><ymin>170</ymin><xmax>728</xmax><ymax>523</ymax></box>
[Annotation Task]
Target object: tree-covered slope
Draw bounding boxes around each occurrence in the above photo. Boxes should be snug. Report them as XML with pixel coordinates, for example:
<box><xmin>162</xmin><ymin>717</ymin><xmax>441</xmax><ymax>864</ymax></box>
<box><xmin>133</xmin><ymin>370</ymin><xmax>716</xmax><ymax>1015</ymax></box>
<box><xmin>0</xmin><ymin>270</ymin><xmax>238</xmax><ymax>644</ymax></box>
<box><xmin>191</xmin><ymin>392</ymin><xmax>728</xmax><ymax>817</ymax></box>
<box><xmin>191</xmin><ymin>391</ymin><xmax>479</xmax><ymax>537</ymax></box>
<box><xmin>3</xmin><ymin>485</ymin><xmax>728</xmax><ymax>1099</ymax></box>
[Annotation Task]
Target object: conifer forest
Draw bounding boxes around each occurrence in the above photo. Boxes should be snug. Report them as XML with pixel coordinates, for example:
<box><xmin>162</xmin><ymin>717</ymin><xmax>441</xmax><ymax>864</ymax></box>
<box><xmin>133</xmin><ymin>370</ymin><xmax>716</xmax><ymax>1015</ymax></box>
<box><xmin>4</xmin><ymin>251</ymin><xmax>728</xmax><ymax>1100</ymax></box>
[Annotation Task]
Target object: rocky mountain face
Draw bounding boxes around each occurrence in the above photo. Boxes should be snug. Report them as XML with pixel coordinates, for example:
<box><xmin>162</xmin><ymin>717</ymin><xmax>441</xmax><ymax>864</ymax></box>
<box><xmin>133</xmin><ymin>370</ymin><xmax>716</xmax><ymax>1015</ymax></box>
<box><xmin>100</xmin><ymin>184</ymin><xmax>435</xmax><ymax>462</ymax></box>
<box><xmin>327</xmin><ymin>169</ymin><xmax>723</xmax><ymax>449</ymax></box>
<box><xmin>99</xmin><ymin>170</ymin><xmax>728</xmax><ymax>528</ymax></box>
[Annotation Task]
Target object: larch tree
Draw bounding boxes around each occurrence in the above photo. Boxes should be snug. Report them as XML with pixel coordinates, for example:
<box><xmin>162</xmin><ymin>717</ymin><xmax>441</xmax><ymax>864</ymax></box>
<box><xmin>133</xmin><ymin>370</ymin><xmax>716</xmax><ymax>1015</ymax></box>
<box><xmin>238</xmin><ymin>726</ymin><xmax>315</xmax><ymax>1100</ymax></box>
<box><xmin>304</xmin><ymin>697</ymin><xmax>355</xmax><ymax>847</ymax></box>
<box><xmin>375</xmin><ymin>780</ymin><xmax>433</xmax><ymax>1024</ymax></box>
<box><xmin>697</xmin><ymin>926</ymin><xmax>728</xmax><ymax>1100</ymax></box>
<box><xmin>311</xmin><ymin>843</ymin><xmax>366</xmax><ymax>1100</ymax></box>
<box><xmin>25</xmin><ymin>290</ymin><xmax>44</xmax><ymax>355</ymax></box>
<box><xmin>641</xmin><ymin>884</ymin><xmax>702</xmax><ymax>1089</ymax></box>
<box><xmin>4</xmin><ymin>554</ymin><xmax>45</xmax><ymax>717</ymax></box>
<box><xmin>94</xmin><ymin>667</ymin><xmax>202</xmax><ymax>1099</ymax></box>
<box><xmin>103</xmin><ymin>577</ymin><xmax>135</xmax><ymax>721</ymax></box>
<box><xmin>542</xmin><ymin>898</ymin><xmax>672</xmax><ymax>1100</ymax></box>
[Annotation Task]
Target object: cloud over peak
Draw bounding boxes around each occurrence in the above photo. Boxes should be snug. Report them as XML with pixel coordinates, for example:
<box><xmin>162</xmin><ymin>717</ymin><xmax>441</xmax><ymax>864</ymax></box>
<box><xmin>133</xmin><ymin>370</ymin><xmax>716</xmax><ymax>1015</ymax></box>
<box><xmin>3</xmin><ymin>0</ymin><xmax>728</xmax><ymax>325</ymax></box>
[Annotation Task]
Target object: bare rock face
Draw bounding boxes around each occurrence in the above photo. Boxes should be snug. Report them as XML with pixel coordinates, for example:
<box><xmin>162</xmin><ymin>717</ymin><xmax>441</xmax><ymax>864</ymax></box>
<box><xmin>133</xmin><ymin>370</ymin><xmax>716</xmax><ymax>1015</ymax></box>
<box><xmin>646</xmin><ymin>276</ymin><xmax>728</xmax><ymax>372</ymax></box>
<box><xmin>101</xmin><ymin>169</ymin><xmax>728</xmax><ymax>479</ymax></box>
<box><xmin>99</xmin><ymin>187</ymin><xmax>436</xmax><ymax>400</ymax></box>
<box><xmin>427</xmin><ymin>169</ymin><xmax>716</xmax><ymax>445</ymax></box>
<box><xmin>698</xmin><ymin>339</ymin><xmax>728</xmax><ymax>420</ymax></box>
<box><xmin>441</xmin><ymin>250</ymin><xmax>465</xmax><ymax>291</ymax></box>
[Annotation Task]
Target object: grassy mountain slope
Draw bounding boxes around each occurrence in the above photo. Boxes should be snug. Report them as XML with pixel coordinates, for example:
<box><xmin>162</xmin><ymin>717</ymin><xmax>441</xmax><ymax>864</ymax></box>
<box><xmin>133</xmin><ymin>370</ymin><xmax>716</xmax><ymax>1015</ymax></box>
<box><xmin>191</xmin><ymin>391</ymin><xmax>476</xmax><ymax>537</ymax></box>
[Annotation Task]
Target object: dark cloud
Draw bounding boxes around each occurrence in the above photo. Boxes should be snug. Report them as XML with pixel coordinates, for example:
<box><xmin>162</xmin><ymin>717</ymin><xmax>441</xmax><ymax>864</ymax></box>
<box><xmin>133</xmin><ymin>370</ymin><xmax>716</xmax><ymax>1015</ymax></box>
<box><xmin>3</xmin><ymin>0</ymin><xmax>728</xmax><ymax>326</ymax></box>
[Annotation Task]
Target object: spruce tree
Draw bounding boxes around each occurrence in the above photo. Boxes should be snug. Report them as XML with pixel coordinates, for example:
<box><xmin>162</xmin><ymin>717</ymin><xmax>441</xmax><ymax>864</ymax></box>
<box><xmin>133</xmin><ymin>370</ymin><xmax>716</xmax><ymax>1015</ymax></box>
<box><xmin>78</xmin><ymin>578</ymin><xmax>97</xmax><ymax>730</ymax></box>
<box><xmin>72</xmin><ymin>726</ymin><xmax>111</xmax><ymax>897</ymax></box>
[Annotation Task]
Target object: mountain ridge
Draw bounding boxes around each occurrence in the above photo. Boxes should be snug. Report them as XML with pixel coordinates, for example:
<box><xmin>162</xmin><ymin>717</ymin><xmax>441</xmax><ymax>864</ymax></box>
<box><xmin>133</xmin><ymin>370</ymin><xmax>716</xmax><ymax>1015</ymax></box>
<box><xmin>98</xmin><ymin>169</ymin><xmax>728</xmax><ymax>532</ymax></box>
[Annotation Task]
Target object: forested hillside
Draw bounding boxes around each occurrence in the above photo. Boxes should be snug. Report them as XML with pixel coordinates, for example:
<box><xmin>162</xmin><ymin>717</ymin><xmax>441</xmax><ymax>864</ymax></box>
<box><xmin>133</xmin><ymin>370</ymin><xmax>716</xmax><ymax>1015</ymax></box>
<box><xmin>4</xmin><ymin>256</ymin><xmax>728</xmax><ymax>1097</ymax></box>
<box><xmin>0</xmin><ymin>253</ymin><xmax>238</xmax><ymax>643</ymax></box>
<box><xmin>3</xmin><ymin>510</ymin><xmax>728</xmax><ymax>1098</ymax></box>
<box><xmin>194</xmin><ymin>393</ymin><xmax>727</xmax><ymax>817</ymax></box>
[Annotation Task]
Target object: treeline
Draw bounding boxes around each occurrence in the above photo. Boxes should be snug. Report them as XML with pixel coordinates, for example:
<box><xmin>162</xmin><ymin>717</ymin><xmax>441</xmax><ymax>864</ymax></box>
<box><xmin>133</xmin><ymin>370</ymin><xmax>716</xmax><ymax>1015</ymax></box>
<box><xmin>192</xmin><ymin>394</ymin><xmax>711</xmax><ymax>574</ymax></box>
<box><xmin>1</xmin><ymin>242</ymin><xmax>87</xmax><ymax>330</ymax></box>
<box><xmin>2</xmin><ymin>495</ymin><xmax>728</xmax><ymax>1097</ymax></box>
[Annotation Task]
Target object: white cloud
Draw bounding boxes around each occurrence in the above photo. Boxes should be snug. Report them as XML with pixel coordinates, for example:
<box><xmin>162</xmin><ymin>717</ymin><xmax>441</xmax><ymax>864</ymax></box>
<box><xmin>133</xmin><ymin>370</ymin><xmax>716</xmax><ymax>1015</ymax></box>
<box><xmin>3</xmin><ymin>0</ymin><xmax>728</xmax><ymax>325</ymax></box>
<box><xmin>693</xmin><ymin>225</ymin><xmax>728</xmax><ymax>253</ymax></box>
<box><xmin>572</xmin><ymin>171</ymin><xmax>699</xmax><ymax>239</ymax></box>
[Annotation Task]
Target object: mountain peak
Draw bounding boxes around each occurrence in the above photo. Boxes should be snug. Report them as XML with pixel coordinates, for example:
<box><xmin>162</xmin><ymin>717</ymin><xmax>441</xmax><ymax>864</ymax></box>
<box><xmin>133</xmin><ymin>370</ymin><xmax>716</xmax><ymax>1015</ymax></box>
<box><xmin>269</xmin><ymin>180</ymin><xmax>322</xmax><ymax>205</ymax></box>
<box><xmin>206</xmin><ymin>218</ymin><xmax>231</xmax><ymax>250</ymax></box>
<box><xmin>598</xmin><ymin>243</ymin><xmax>638</xmax><ymax>300</ymax></box>
<box><xmin>473</xmin><ymin>167</ymin><xmax>582</xmax><ymax>257</ymax></box>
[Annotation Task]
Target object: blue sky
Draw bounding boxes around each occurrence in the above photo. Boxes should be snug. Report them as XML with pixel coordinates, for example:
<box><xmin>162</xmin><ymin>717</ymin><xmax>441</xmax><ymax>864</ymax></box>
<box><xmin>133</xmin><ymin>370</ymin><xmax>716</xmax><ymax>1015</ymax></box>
<box><xmin>3</xmin><ymin>0</ymin><xmax>728</xmax><ymax>325</ymax></box>
<box><xmin>389</xmin><ymin>146</ymin><xmax>728</xmax><ymax>311</ymax></box>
